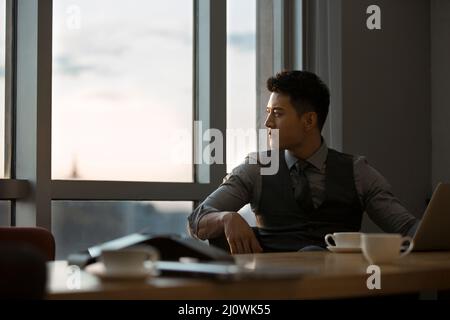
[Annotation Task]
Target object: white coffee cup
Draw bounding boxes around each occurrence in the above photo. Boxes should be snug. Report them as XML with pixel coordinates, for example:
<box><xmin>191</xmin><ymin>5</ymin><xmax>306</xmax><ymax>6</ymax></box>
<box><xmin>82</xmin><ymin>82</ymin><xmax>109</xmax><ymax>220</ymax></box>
<box><xmin>324</xmin><ymin>232</ymin><xmax>362</xmax><ymax>248</ymax></box>
<box><xmin>100</xmin><ymin>246</ymin><xmax>160</xmax><ymax>274</ymax></box>
<box><xmin>361</xmin><ymin>233</ymin><xmax>414</xmax><ymax>264</ymax></box>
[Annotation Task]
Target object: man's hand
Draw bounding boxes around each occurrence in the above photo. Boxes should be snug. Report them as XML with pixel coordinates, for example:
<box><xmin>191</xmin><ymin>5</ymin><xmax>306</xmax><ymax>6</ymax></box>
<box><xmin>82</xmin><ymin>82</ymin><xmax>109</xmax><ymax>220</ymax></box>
<box><xmin>222</xmin><ymin>212</ymin><xmax>263</xmax><ymax>254</ymax></box>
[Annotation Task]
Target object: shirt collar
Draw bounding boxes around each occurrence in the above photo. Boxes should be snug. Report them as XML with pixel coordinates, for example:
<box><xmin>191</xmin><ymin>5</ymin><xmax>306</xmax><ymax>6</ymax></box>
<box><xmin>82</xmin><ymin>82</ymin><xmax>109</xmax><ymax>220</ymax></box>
<box><xmin>285</xmin><ymin>138</ymin><xmax>328</xmax><ymax>170</ymax></box>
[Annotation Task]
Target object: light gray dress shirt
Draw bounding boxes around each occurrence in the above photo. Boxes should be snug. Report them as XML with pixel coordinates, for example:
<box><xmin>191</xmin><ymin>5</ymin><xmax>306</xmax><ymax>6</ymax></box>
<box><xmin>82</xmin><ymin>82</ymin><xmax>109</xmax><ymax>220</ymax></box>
<box><xmin>188</xmin><ymin>140</ymin><xmax>419</xmax><ymax>238</ymax></box>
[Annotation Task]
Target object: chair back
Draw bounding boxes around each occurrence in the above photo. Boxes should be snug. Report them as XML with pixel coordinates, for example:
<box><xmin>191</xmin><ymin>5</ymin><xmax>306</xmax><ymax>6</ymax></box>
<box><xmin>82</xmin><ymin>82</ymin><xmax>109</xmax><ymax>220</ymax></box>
<box><xmin>0</xmin><ymin>227</ymin><xmax>55</xmax><ymax>261</ymax></box>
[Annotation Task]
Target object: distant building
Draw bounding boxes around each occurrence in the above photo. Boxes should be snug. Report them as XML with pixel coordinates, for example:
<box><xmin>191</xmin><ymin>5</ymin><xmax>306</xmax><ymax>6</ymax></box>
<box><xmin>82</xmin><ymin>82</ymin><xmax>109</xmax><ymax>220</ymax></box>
<box><xmin>53</xmin><ymin>201</ymin><xmax>190</xmax><ymax>259</ymax></box>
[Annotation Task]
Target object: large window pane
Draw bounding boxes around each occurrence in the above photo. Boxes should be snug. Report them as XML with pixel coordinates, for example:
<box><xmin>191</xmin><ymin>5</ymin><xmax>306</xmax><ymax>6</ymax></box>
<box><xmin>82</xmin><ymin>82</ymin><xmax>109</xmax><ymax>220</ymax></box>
<box><xmin>52</xmin><ymin>201</ymin><xmax>193</xmax><ymax>260</ymax></box>
<box><xmin>52</xmin><ymin>1</ymin><xmax>193</xmax><ymax>182</ymax></box>
<box><xmin>226</xmin><ymin>0</ymin><xmax>257</xmax><ymax>173</ymax></box>
<box><xmin>227</xmin><ymin>1</ymin><xmax>257</xmax><ymax>226</ymax></box>
<box><xmin>0</xmin><ymin>0</ymin><xmax>5</xmax><ymax>178</ymax></box>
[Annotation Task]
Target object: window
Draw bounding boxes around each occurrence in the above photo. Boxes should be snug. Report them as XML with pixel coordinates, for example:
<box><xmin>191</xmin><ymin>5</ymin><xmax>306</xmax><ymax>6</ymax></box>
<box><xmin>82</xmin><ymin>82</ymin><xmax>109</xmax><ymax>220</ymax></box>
<box><xmin>0</xmin><ymin>0</ymin><xmax>5</xmax><ymax>178</ymax></box>
<box><xmin>52</xmin><ymin>0</ymin><xmax>194</xmax><ymax>182</ymax></box>
<box><xmin>226</xmin><ymin>0</ymin><xmax>257</xmax><ymax>173</ymax></box>
<box><xmin>52</xmin><ymin>201</ymin><xmax>193</xmax><ymax>259</ymax></box>
<box><xmin>226</xmin><ymin>0</ymin><xmax>257</xmax><ymax>226</ymax></box>
<box><xmin>9</xmin><ymin>1</ymin><xmax>301</xmax><ymax>241</ymax></box>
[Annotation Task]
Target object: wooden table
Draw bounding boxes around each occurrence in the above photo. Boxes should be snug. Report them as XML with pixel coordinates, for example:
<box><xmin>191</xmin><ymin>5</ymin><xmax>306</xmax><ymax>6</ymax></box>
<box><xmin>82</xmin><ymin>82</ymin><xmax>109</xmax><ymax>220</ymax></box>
<box><xmin>46</xmin><ymin>251</ymin><xmax>450</xmax><ymax>299</ymax></box>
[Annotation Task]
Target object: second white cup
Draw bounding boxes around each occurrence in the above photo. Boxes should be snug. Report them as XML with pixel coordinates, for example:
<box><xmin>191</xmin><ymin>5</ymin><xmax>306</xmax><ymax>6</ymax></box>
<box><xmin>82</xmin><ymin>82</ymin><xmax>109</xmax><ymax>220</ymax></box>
<box><xmin>361</xmin><ymin>233</ymin><xmax>414</xmax><ymax>264</ymax></box>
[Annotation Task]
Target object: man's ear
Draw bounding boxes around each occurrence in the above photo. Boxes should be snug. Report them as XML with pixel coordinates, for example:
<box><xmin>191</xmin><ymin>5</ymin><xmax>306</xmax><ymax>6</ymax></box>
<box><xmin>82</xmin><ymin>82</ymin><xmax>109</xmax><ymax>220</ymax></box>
<box><xmin>303</xmin><ymin>112</ymin><xmax>318</xmax><ymax>131</ymax></box>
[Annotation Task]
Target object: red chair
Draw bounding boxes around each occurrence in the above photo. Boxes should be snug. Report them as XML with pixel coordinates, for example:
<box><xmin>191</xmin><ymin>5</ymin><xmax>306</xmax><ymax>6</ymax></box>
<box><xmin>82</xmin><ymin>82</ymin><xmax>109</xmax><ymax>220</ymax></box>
<box><xmin>0</xmin><ymin>227</ymin><xmax>55</xmax><ymax>261</ymax></box>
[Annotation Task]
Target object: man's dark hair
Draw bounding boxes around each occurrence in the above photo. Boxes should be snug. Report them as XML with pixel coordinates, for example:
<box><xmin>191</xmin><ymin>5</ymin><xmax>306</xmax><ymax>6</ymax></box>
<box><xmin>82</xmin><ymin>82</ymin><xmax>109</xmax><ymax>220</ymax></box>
<box><xmin>267</xmin><ymin>70</ymin><xmax>330</xmax><ymax>131</ymax></box>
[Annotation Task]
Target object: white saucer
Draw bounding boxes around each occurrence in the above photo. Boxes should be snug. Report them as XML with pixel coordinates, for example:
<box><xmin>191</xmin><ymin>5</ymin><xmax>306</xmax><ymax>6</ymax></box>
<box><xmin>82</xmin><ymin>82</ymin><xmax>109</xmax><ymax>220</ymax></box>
<box><xmin>85</xmin><ymin>262</ymin><xmax>159</xmax><ymax>281</ymax></box>
<box><xmin>327</xmin><ymin>246</ymin><xmax>361</xmax><ymax>253</ymax></box>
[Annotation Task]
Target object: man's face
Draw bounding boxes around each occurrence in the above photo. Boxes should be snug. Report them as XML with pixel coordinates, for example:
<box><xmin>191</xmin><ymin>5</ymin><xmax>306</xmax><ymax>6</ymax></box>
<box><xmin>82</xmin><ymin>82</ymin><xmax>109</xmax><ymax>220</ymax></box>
<box><xmin>264</xmin><ymin>92</ymin><xmax>312</xmax><ymax>150</ymax></box>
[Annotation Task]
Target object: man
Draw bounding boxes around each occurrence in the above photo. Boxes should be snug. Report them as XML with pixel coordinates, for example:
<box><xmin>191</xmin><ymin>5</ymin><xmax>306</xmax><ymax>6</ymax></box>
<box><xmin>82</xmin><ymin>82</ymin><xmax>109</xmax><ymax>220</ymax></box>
<box><xmin>188</xmin><ymin>70</ymin><xmax>419</xmax><ymax>254</ymax></box>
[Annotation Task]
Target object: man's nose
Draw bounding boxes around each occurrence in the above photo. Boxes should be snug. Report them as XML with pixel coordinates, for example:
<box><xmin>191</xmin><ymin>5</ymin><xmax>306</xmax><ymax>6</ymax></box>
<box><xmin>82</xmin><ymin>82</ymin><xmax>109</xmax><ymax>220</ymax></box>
<box><xmin>264</xmin><ymin>114</ymin><xmax>274</xmax><ymax>128</ymax></box>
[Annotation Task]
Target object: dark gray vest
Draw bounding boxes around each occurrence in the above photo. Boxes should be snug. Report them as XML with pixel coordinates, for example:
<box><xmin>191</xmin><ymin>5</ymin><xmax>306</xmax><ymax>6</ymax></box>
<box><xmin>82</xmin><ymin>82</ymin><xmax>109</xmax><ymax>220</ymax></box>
<box><xmin>255</xmin><ymin>148</ymin><xmax>363</xmax><ymax>252</ymax></box>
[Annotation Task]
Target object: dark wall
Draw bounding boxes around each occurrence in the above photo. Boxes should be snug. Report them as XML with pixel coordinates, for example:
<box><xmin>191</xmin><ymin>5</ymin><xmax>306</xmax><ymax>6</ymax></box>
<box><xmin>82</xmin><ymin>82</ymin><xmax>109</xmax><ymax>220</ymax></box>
<box><xmin>431</xmin><ymin>0</ymin><xmax>450</xmax><ymax>190</ymax></box>
<box><xmin>341</xmin><ymin>0</ymin><xmax>431</xmax><ymax>219</ymax></box>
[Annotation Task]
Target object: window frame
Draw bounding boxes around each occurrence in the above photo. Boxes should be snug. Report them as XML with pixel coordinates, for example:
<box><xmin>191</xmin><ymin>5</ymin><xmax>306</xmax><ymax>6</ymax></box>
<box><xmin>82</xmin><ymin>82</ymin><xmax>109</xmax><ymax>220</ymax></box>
<box><xmin>2</xmin><ymin>0</ymin><xmax>303</xmax><ymax>230</ymax></box>
<box><xmin>1</xmin><ymin>0</ymin><xmax>28</xmax><ymax>227</ymax></box>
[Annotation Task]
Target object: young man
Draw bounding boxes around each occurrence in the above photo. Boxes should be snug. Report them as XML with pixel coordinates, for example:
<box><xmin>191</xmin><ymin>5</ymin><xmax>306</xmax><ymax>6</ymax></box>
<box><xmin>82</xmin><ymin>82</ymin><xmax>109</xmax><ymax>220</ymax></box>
<box><xmin>188</xmin><ymin>70</ymin><xmax>419</xmax><ymax>254</ymax></box>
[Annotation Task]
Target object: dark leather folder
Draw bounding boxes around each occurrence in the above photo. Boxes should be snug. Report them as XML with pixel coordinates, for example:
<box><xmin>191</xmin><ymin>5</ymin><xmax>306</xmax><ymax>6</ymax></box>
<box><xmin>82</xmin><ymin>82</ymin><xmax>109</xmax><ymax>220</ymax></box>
<box><xmin>67</xmin><ymin>233</ymin><xmax>234</xmax><ymax>268</ymax></box>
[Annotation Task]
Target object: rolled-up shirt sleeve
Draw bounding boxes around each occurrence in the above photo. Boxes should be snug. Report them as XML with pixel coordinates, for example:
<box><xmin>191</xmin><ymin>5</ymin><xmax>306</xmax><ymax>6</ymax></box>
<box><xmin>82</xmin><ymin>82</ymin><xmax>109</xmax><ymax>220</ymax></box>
<box><xmin>354</xmin><ymin>156</ymin><xmax>419</xmax><ymax>236</ymax></box>
<box><xmin>187</xmin><ymin>156</ymin><xmax>260</xmax><ymax>238</ymax></box>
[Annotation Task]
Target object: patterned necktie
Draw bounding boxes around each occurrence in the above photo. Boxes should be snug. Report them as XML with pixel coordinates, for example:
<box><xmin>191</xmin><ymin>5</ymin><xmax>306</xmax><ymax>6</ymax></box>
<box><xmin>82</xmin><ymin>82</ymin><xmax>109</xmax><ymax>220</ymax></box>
<box><xmin>290</xmin><ymin>161</ymin><xmax>315</xmax><ymax>212</ymax></box>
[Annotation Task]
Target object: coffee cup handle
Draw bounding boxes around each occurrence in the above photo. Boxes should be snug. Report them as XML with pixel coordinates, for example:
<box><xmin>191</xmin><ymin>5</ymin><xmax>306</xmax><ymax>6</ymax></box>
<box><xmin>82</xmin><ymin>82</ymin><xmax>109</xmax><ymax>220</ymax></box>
<box><xmin>324</xmin><ymin>234</ymin><xmax>335</xmax><ymax>247</ymax></box>
<box><xmin>399</xmin><ymin>236</ymin><xmax>414</xmax><ymax>257</ymax></box>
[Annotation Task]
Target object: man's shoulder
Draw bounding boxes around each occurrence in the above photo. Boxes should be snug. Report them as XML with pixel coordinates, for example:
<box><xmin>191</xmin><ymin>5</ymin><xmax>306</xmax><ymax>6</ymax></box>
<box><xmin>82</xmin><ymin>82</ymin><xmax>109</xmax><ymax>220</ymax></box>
<box><xmin>223</xmin><ymin>152</ymin><xmax>263</xmax><ymax>183</ymax></box>
<box><xmin>246</xmin><ymin>150</ymin><xmax>282</xmax><ymax>167</ymax></box>
<box><xmin>224</xmin><ymin>150</ymin><xmax>278</xmax><ymax>183</ymax></box>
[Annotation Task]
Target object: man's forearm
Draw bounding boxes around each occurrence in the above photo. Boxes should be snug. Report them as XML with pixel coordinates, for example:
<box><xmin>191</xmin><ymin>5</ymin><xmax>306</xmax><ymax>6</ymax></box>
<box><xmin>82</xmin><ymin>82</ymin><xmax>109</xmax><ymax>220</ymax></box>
<box><xmin>196</xmin><ymin>211</ymin><xmax>232</xmax><ymax>240</ymax></box>
<box><xmin>188</xmin><ymin>164</ymin><xmax>256</xmax><ymax>240</ymax></box>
